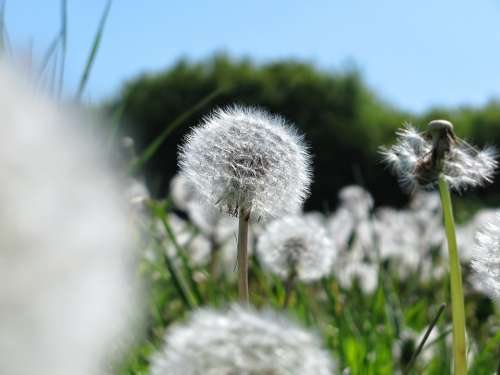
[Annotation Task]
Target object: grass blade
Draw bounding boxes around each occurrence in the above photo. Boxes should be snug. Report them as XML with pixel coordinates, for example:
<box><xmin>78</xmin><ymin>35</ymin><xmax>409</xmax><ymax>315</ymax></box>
<box><xmin>404</xmin><ymin>303</ymin><xmax>446</xmax><ymax>375</ymax></box>
<box><xmin>159</xmin><ymin>240</ymin><xmax>195</xmax><ymax>310</ymax></box>
<box><xmin>38</xmin><ymin>33</ymin><xmax>61</xmax><ymax>78</ymax></box>
<box><xmin>0</xmin><ymin>0</ymin><xmax>11</xmax><ymax>53</ymax></box>
<box><xmin>75</xmin><ymin>0</ymin><xmax>112</xmax><ymax>100</ymax></box>
<box><xmin>106</xmin><ymin>102</ymin><xmax>126</xmax><ymax>151</ymax></box>
<box><xmin>158</xmin><ymin>210</ymin><xmax>204</xmax><ymax>306</ymax></box>
<box><xmin>57</xmin><ymin>0</ymin><xmax>67</xmax><ymax>96</ymax></box>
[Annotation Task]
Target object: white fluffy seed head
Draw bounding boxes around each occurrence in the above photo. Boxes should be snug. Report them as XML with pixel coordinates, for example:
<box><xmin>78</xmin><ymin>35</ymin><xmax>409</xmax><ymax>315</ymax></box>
<box><xmin>150</xmin><ymin>305</ymin><xmax>335</xmax><ymax>375</ymax></box>
<box><xmin>471</xmin><ymin>214</ymin><xmax>500</xmax><ymax>299</ymax></box>
<box><xmin>0</xmin><ymin>62</ymin><xmax>141</xmax><ymax>375</ymax></box>
<box><xmin>338</xmin><ymin>185</ymin><xmax>374</xmax><ymax>221</ymax></box>
<box><xmin>380</xmin><ymin>124</ymin><xmax>497</xmax><ymax>192</ymax></box>
<box><xmin>178</xmin><ymin>106</ymin><xmax>313</xmax><ymax>221</ymax></box>
<box><xmin>257</xmin><ymin>215</ymin><xmax>335</xmax><ymax>282</ymax></box>
<box><xmin>170</xmin><ymin>173</ymin><xmax>197</xmax><ymax>211</ymax></box>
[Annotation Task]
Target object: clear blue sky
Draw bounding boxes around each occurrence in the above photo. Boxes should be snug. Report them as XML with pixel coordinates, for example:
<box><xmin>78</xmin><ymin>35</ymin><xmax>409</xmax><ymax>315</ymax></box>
<box><xmin>4</xmin><ymin>0</ymin><xmax>500</xmax><ymax>113</ymax></box>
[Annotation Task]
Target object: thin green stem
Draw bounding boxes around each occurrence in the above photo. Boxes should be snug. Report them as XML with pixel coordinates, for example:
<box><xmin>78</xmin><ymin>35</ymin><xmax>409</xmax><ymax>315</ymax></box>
<box><xmin>208</xmin><ymin>235</ymin><xmax>220</xmax><ymax>279</ymax></box>
<box><xmin>282</xmin><ymin>270</ymin><xmax>296</xmax><ymax>309</ymax></box>
<box><xmin>237</xmin><ymin>209</ymin><xmax>250</xmax><ymax>303</ymax></box>
<box><xmin>404</xmin><ymin>303</ymin><xmax>446</xmax><ymax>375</ymax></box>
<box><xmin>438</xmin><ymin>175</ymin><xmax>467</xmax><ymax>375</ymax></box>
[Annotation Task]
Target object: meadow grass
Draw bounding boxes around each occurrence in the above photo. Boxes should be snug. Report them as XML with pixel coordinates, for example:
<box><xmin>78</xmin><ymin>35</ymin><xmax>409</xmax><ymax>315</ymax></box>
<box><xmin>4</xmin><ymin>2</ymin><xmax>500</xmax><ymax>373</ymax></box>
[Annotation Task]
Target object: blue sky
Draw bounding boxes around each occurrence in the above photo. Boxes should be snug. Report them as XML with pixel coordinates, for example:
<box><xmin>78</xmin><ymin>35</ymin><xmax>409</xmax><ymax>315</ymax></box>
<box><xmin>4</xmin><ymin>0</ymin><xmax>500</xmax><ymax>112</ymax></box>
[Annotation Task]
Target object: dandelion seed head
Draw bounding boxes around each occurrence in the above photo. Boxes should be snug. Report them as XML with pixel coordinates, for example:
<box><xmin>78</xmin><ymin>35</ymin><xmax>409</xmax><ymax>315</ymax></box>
<box><xmin>0</xmin><ymin>62</ymin><xmax>141</xmax><ymax>375</ymax></box>
<box><xmin>170</xmin><ymin>173</ymin><xmax>197</xmax><ymax>211</ymax></box>
<box><xmin>257</xmin><ymin>215</ymin><xmax>335</xmax><ymax>281</ymax></box>
<box><xmin>338</xmin><ymin>185</ymin><xmax>374</xmax><ymax>221</ymax></box>
<box><xmin>179</xmin><ymin>106</ymin><xmax>312</xmax><ymax>221</ymax></box>
<box><xmin>380</xmin><ymin>123</ymin><xmax>497</xmax><ymax>192</ymax></box>
<box><xmin>151</xmin><ymin>305</ymin><xmax>335</xmax><ymax>375</ymax></box>
<box><xmin>471</xmin><ymin>214</ymin><xmax>500</xmax><ymax>299</ymax></box>
<box><xmin>336</xmin><ymin>261</ymin><xmax>378</xmax><ymax>294</ymax></box>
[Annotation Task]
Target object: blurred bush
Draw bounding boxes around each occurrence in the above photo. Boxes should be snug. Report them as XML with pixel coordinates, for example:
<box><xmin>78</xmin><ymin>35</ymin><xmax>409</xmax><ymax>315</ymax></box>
<box><xmin>110</xmin><ymin>54</ymin><xmax>500</xmax><ymax>209</ymax></box>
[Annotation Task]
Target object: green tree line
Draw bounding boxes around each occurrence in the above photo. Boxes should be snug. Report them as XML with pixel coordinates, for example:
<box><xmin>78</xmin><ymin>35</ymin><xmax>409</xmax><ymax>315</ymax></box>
<box><xmin>111</xmin><ymin>55</ymin><xmax>500</xmax><ymax>210</ymax></box>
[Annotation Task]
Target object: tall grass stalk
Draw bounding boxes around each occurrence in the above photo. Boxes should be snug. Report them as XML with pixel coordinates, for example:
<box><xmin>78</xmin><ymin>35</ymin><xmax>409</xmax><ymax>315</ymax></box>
<box><xmin>438</xmin><ymin>175</ymin><xmax>467</xmax><ymax>374</ymax></box>
<box><xmin>237</xmin><ymin>208</ymin><xmax>250</xmax><ymax>303</ymax></box>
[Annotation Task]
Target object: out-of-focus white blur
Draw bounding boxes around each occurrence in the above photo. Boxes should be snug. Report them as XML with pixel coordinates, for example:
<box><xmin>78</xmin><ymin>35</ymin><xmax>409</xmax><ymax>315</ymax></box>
<box><xmin>0</xmin><ymin>61</ymin><xmax>142</xmax><ymax>375</ymax></box>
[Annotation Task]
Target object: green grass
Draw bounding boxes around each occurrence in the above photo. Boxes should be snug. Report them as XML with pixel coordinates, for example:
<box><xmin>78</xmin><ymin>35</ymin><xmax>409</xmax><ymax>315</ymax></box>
<box><xmin>116</xmin><ymin>198</ymin><xmax>500</xmax><ymax>375</ymax></box>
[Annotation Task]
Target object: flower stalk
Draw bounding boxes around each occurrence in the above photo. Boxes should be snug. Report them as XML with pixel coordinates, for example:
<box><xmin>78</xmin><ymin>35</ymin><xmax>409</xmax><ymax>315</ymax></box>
<box><xmin>237</xmin><ymin>208</ymin><xmax>250</xmax><ymax>303</ymax></box>
<box><xmin>438</xmin><ymin>175</ymin><xmax>467</xmax><ymax>374</ymax></box>
<box><xmin>283</xmin><ymin>269</ymin><xmax>297</xmax><ymax>308</ymax></box>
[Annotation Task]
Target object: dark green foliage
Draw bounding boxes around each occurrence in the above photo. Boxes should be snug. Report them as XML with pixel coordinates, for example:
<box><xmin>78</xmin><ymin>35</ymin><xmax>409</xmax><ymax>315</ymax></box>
<box><xmin>112</xmin><ymin>55</ymin><xmax>500</xmax><ymax>209</ymax></box>
<box><xmin>112</xmin><ymin>55</ymin><xmax>414</xmax><ymax>209</ymax></box>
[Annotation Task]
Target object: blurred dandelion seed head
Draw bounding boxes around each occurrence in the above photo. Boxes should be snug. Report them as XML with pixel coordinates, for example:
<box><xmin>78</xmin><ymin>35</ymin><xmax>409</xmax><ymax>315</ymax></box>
<box><xmin>380</xmin><ymin>123</ymin><xmax>497</xmax><ymax>192</ymax></box>
<box><xmin>178</xmin><ymin>106</ymin><xmax>312</xmax><ymax>221</ymax></box>
<box><xmin>0</xmin><ymin>62</ymin><xmax>141</xmax><ymax>375</ymax></box>
<box><xmin>471</xmin><ymin>214</ymin><xmax>500</xmax><ymax>299</ymax></box>
<box><xmin>151</xmin><ymin>305</ymin><xmax>335</xmax><ymax>375</ymax></box>
<box><xmin>257</xmin><ymin>215</ymin><xmax>335</xmax><ymax>281</ymax></box>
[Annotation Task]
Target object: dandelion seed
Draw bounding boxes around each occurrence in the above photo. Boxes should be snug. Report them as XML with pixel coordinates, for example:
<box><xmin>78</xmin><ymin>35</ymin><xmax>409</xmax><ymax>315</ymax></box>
<box><xmin>150</xmin><ymin>305</ymin><xmax>335</xmax><ymax>375</ymax></box>
<box><xmin>471</xmin><ymin>214</ymin><xmax>500</xmax><ymax>299</ymax></box>
<box><xmin>178</xmin><ymin>106</ymin><xmax>312</xmax><ymax>221</ymax></box>
<box><xmin>257</xmin><ymin>215</ymin><xmax>335</xmax><ymax>282</ymax></box>
<box><xmin>380</xmin><ymin>122</ymin><xmax>496</xmax><ymax>192</ymax></box>
<box><xmin>0</xmin><ymin>62</ymin><xmax>141</xmax><ymax>375</ymax></box>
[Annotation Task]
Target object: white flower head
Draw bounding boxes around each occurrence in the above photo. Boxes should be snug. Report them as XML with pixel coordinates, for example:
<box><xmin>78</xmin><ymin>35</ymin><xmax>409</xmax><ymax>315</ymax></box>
<box><xmin>151</xmin><ymin>305</ymin><xmax>335</xmax><ymax>375</ymax></box>
<box><xmin>179</xmin><ymin>106</ymin><xmax>313</xmax><ymax>221</ymax></box>
<box><xmin>257</xmin><ymin>215</ymin><xmax>335</xmax><ymax>282</ymax></box>
<box><xmin>471</xmin><ymin>214</ymin><xmax>500</xmax><ymax>299</ymax></box>
<box><xmin>380</xmin><ymin>122</ymin><xmax>496</xmax><ymax>192</ymax></box>
<box><xmin>170</xmin><ymin>173</ymin><xmax>197</xmax><ymax>211</ymax></box>
<box><xmin>338</xmin><ymin>185</ymin><xmax>374</xmax><ymax>220</ymax></box>
<box><xmin>335</xmin><ymin>261</ymin><xmax>379</xmax><ymax>295</ymax></box>
<box><xmin>0</xmin><ymin>62</ymin><xmax>141</xmax><ymax>375</ymax></box>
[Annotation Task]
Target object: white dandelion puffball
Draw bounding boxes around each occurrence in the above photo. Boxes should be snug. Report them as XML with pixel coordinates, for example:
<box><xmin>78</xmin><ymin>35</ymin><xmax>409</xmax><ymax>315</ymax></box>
<box><xmin>471</xmin><ymin>214</ymin><xmax>500</xmax><ymax>299</ymax></box>
<box><xmin>338</xmin><ymin>185</ymin><xmax>374</xmax><ymax>221</ymax></box>
<box><xmin>327</xmin><ymin>185</ymin><xmax>374</xmax><ymax>257</ymax></box>
<box><xmin>336</xmin><ymin>261</ymin><xmax>379</xmax><ymax>295</ymax></box>
<box><xmin>257</xmin><ymin>215</ymin><xmax>335</xmax><ymax>282</ymax></box>
<box><xmin>170</xmin><ymin>173</ymin><xmax>197</xmax><ymax>211</ymax></box>
<box><xmin>380</xmin><ymin>123</ymin><xmax>496</xmax><ymax>192</ymax></box>
<box><xmin>0</xmin><ymin>62</ymin><xmax>140</xmax><ymax>375</ymax></box>
<box><xmin>179</xmin><ymin>106</ymin><xmax>312</xmax><ymax>221</ymax></box>
<box><xmin>151</xmin><ymin>305</ymin><xmax>335</xmax><ymax>375</ymax></box>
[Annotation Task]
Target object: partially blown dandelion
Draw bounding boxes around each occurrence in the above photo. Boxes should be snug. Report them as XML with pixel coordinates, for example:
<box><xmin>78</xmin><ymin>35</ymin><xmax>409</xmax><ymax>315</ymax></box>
<box><xmin>380</xmin><ymin>121</ymin><xmax>496</xmax><ymax>192</ymax></box>
<box><xmin>381</xmin><ymin>119</ymin><xmax>495</xmax><ymax>375</ymax></box>
<box><xmin>150</xmin><ymin>305</ymin><xmax>335</xmax><ymax>375</ymax></box>
<box><xmin>471</xmin><ymin>214</ymin><xmax>500</xmax><ymax>299</ymax></box>
<box><xmin>179</xmin><ymin>106</ymin><xmax>312</xmax><ymax>301</ymax></box>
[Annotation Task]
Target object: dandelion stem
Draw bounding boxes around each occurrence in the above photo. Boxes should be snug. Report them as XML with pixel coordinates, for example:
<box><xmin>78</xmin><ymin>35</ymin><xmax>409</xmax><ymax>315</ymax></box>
<box><xmin>438</xmin><ymin>175</ymin><xmax>467</xmax><ymax>375</ymax></box>
<box><xmin>237</xmin><ymin>208</ymin><xmax>250</xmax><ymax>303</ymax></box>
<box><xmin>283</xmin><ymin>270</ymin><xmax>296</xmax><ymax>309</ymax></box>
<box><xmin>208</xmin><ymin>235</ymin><xmax>220</xmax><ymax>279</ymax></box>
